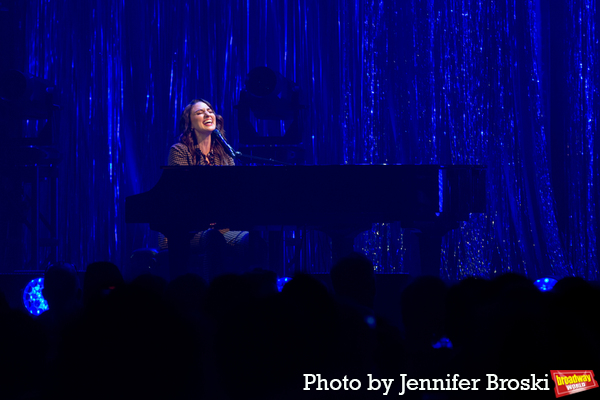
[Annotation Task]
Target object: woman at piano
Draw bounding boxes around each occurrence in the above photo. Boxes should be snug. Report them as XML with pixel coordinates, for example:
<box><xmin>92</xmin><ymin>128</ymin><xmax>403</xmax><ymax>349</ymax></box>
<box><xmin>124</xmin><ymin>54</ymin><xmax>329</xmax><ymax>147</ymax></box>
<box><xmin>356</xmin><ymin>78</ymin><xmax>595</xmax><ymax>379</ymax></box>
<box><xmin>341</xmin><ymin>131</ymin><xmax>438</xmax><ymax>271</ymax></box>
<box><xmin>159</xmin><ymin>99</ymin><xmax>248</xmax><ymax>279</ymax></box>
<box><xmin>168</xmin><ymin>98</ymin><xmax>235</xmax><ymax>166</ymax></box>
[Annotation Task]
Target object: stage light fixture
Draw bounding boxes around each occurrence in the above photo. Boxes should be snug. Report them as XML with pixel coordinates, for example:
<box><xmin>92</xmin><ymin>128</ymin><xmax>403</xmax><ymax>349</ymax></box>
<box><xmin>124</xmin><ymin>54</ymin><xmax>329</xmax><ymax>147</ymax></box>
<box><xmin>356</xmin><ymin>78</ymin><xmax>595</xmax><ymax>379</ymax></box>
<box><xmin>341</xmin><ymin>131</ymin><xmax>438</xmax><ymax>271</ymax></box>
<box><xmin>245</xmin><ymin>66</ymin><xmax>281</xmax><ymax>99</ymax></box>
<box><xmin>22</xmin><ymin>277</ymin><xmax>49</xmax><ymax>316</ymax></box>
<box><xmin>534</xmin><ymin>277</ymin><xmax>558</xmax><ymax>292</ymax></box>
<box><xmin>236</xmin><ymin>66</ymin><xmax>303</xmax><ymax>147</ymax></box>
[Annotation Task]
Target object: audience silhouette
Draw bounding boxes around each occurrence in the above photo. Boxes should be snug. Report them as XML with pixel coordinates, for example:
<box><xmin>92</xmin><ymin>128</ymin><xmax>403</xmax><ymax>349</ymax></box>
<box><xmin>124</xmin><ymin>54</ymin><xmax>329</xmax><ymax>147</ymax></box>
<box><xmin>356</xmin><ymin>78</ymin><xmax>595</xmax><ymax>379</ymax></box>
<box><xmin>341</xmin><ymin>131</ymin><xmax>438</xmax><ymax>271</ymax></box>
<box><xmin>0</xmin><ymin>254</ymin><xmax>598</xmax><ymax>400</ymax></box>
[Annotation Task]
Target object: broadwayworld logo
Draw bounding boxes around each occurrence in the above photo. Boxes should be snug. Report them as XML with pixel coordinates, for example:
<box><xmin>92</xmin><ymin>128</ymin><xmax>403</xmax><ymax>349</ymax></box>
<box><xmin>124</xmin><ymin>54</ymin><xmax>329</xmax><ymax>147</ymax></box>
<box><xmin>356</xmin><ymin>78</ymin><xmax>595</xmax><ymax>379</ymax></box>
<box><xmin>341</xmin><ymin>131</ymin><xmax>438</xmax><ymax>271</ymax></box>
<box><xmin>551</xmin><ymin>370</ymin><xmax>598</xmax><ymax>398</ymax></box>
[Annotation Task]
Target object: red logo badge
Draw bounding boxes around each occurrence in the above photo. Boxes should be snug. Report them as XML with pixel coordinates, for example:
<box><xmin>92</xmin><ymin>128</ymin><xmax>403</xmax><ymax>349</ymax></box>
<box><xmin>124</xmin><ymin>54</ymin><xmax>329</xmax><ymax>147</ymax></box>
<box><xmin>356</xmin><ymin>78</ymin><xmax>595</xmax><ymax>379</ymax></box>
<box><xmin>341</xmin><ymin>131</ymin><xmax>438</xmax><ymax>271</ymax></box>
<box><xmin>551</xmin><ymin>370</ymin><xmax>598</xmax><ymax>397</ymax></box>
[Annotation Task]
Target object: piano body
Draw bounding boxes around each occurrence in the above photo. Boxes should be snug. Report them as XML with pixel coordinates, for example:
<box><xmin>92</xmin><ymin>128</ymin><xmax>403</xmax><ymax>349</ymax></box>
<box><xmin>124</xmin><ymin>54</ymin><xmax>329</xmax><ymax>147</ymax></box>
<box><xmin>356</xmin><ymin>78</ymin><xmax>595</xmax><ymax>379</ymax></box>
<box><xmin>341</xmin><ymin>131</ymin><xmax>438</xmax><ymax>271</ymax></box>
<box><xmin>126</xmin><ymin>165</ymin><xmax>486</xmax><ymax>277</ymax></box>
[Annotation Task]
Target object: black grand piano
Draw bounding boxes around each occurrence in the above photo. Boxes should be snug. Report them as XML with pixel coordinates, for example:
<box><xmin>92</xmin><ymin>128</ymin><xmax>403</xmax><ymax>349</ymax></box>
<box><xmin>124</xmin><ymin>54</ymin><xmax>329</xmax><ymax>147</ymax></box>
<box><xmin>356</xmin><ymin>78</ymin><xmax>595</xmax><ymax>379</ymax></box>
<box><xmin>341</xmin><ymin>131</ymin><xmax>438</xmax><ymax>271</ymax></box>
<box><xmin>126</xmin><ymin>165</ymin><xmax>485</xmax><ymax>278</ymax></box>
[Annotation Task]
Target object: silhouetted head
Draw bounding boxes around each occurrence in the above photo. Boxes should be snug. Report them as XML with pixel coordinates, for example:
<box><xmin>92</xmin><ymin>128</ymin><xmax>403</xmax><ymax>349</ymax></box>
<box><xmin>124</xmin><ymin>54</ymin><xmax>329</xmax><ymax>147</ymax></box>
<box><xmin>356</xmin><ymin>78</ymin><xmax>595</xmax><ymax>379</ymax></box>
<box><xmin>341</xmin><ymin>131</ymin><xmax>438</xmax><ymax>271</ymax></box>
<box><xmin>490</xmin><ymin>272</ymin><xmax>538</xmax><ymax>301</ymax></box>
<box><xmin>83</xmin><ymin>261</ymin><xmax>124</xmax><ymax>307</ymax></box>
<box><xmin>204</xmin><ymin>274</ymin><xmax>252</xmax><ymax>321</ymax></box>
<box><xmin>444</xmin><ymin>277</ymin><xmax>491</xmax><ymax>349</ymax></box>
<box><xmin>552</xmin><ymin>276</ymin><xmax>594</xmax><ymax>296</ymax></box>
<box><xmin>43</xmin><ymin>262</ymin><xmax>80</xmax><ymax>310</ymax></box>
<box><xmin>281</xmin><ymin>273</ymin><xmax>334</xmax><ymax>313</ymax></box>
<box><xmin>131</xmin><ymin>273</ymin><xmax>167</xmax><ymax>297</ymax></box>
<box><xmin>54</xmin><ymin>284</ymin><xmax>200</xmax><ymax>400</ymax></box>
<box><xmin>165</xmin><ymin>273</ymin><xmax>207</xmax><ymax>313</ymax></box>
<box><xmin>0</xmin><ymin>289</ymin><xmax>9</xmax><ymax>313</ymax></box>
<box><xmin>400</xmin><ymin>276</ymin><xmax>448</xmax><ymax>346</ymax></box>
<box><xmin>330</xmin><ymin>252</ymin><xmax>376</xmax><ymax>309</ymax></box>
<box><xmin>243</xmin><ymin>268</ymin><xmax>278</xmax><ymax>298</ymax></box>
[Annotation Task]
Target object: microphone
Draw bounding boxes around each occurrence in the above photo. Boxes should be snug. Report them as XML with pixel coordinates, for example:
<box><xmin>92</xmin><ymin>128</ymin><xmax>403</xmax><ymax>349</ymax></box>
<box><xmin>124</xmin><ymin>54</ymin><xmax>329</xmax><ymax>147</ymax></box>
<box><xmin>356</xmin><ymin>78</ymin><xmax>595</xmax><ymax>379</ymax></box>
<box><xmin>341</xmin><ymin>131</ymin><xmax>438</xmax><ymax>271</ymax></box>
<box><xmin>213</xmin><ymin>128</ymin><xmax>236</xmax><ymax>159</ymax></box>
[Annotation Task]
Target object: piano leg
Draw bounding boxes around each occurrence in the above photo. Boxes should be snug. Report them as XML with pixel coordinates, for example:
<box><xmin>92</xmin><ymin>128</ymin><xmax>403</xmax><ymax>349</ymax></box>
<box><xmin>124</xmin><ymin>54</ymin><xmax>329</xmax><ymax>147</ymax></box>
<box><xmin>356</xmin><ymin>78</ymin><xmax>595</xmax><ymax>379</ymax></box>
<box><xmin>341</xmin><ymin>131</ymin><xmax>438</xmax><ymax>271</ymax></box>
<box><xmin>416</xmin><ymin>232</ymin><xmax>443</xmax><ymax>277</ymax></box>
<box><xmin>415</xmin><ymin>219</ymin><xmax>458</xmax><ymax>277</ymax></box>
<box><xmin>268</xmin><ymin>231</ymin><xmax>284</xmax><ymax>276</ymax></box>
<box><xmin>166</xmin><ymin>231</ymin><xmax>193</xmax><ymax>280</ymax></box>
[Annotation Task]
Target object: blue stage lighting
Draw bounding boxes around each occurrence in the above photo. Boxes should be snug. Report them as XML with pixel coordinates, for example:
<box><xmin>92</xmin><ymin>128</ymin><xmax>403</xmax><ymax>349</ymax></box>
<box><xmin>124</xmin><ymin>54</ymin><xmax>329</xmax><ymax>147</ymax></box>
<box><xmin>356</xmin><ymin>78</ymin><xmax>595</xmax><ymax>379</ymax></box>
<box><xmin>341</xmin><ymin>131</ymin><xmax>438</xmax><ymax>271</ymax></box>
<box><xmin>534</xmin><ymin>277</ymin><xmax>558</xmax><ymax>292</ymax></box>
<box><xmin>365</xmin><ymin>315</ymin><xmax>376</xmax><ymax>328</ymax></box>
<box><xmin>277</xmin><ymin>277</ymin><xmax>292</xmax><ymax>292</ymax></box>
<box><xmin>23</xmin><ymin>277</ymin><xmax>49</xmax><ymax>316</ymax></box>
<box><xmin>432</xmin><ymin>337</ymin><xmax>453</xmax><ymax>349</ymax></box>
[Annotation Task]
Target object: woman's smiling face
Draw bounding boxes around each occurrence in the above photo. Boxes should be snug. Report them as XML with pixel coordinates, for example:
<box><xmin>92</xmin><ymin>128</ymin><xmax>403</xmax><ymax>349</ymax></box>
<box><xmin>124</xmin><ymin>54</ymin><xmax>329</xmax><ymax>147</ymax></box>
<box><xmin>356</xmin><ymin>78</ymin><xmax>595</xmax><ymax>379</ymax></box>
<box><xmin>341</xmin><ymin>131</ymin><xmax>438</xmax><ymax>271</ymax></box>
<box><xmin>190</xmin><ymin>101</ymin><xmax>215</xmax><ymax>135</ymax></box>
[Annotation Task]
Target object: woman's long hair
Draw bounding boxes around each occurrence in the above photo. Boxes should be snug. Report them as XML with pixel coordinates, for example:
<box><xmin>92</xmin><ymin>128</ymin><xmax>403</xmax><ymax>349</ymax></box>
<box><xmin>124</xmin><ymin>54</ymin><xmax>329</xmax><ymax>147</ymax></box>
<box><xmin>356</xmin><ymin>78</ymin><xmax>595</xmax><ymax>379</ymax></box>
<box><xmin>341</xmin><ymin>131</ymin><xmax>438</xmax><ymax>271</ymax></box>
<box><xmin>178</xmin><ymin>99</ymin><xmax>228</xmax><ymax>165</ymax></box>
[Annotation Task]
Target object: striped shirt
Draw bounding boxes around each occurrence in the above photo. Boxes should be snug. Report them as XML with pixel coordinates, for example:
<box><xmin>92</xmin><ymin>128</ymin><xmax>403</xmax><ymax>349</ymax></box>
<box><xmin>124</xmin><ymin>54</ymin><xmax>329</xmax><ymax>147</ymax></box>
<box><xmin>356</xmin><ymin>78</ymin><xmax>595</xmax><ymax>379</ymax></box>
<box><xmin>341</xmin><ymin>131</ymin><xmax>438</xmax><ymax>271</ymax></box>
<box><xmin>168</xmin><ymin>142</ymin><xmax>235</xmax><ymax>167</ymax></box>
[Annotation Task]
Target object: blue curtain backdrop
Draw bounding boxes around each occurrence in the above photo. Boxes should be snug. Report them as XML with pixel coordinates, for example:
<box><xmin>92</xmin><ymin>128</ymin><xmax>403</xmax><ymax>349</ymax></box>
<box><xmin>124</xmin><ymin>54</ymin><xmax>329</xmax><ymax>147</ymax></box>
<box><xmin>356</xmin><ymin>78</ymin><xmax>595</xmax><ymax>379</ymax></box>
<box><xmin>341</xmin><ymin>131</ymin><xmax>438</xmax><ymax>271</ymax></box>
<box><xmin>20</xmin><ymin>0</ymin><xmax>598</xmax><ymax>280</ymax></box>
